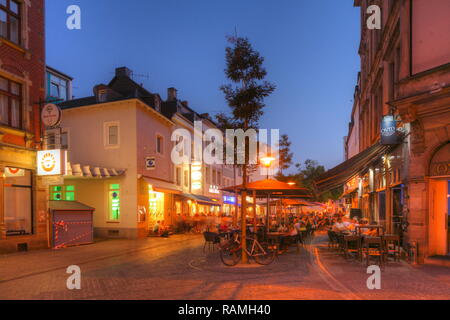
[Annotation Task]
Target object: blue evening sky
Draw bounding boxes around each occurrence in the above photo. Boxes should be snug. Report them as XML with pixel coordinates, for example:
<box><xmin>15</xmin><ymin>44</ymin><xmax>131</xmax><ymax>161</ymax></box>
<box><xmin>46</xmin><ymin>0</ymin><xmax>361</xmax><ymax>171</ymax></box>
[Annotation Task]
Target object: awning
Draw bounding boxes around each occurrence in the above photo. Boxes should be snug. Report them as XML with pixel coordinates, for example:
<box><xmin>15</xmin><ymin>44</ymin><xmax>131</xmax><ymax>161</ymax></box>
<box><xmin>143</xmin><ymin>177</ymin><xmax>182</xmax><ymax>194</ymax></box>
<box><xmin>314</xmin><ymin>142</ymin><xmax>395</xmax><ymax>193</ymax></box>
<box><xmin>182</xmin><ymin>193</ymin><xmax>221</xmax><ymax>206</ymax></box>
<box><xmin>221</xmin><ymin>179</ymin><xmax>312</xmax><ymax>198</ymax></box>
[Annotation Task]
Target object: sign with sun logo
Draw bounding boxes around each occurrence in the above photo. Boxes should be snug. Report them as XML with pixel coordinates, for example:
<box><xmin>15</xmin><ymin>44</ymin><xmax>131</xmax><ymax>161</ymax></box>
<box><xmin>37</xmin><ymin>150</ymin><xmax>66</xmax><ymax>176</ymax></box>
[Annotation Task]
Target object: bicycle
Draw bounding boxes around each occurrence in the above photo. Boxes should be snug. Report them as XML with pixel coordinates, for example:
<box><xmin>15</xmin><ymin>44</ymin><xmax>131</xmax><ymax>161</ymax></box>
<box><xmin>219</xmin><ymin>232</ymin><xmax>276</xmax><ymax>266</ymax></box>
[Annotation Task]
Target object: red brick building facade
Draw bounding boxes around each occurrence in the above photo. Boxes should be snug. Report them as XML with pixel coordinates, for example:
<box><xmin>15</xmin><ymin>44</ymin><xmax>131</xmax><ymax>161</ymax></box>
<box><xmin>0</xmin><ymin>0</ymin><xmax>47</xmax><ymax>253</ymax></box>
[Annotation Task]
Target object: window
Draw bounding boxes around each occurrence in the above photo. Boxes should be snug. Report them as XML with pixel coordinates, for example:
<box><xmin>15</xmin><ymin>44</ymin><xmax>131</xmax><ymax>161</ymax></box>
<box><xmin>61</xmin><ymin>130</ymin><xmax>69</xmax><ymax>149</ymax></box>
<box><xmin>49</xmin><ymin>74</ymin><xmax>68</xmax><ymax>101</ymax></box>
<box><xmin>184</xmin><ymin>170</ymin><xmax>189</xmax><ymax>187</ymax></box>
<box><xmin>176</xmin><ymin>167</ymin><xmax>181</xmax><ymax>186</ymax></box>
<box><xmin>156</xmin><ymin>135</ymin><xmax>164</xmax><ymax>154</ymax></box>
<box><xmin>0</xmin><ymin>0</ymin><xmax>20</xmax><ymax>44</ymax></box>
<box><xmin>50</xmin><ymin>185</ymin><xmax>75</xmax><ymax>201</ymax></box>
<box><xmin>104</xmin><ymin>122</ymin><xmax>120</xmax><ymax>148</ymax></box>
<box><xmin>205</xmin><ymin>166</ymin><xmax>210</xmax><ymax>184</ymax></box>
<box><xmin>217</xmin><ymin>171</ymin><xmax>222</xmax><ymax>186</ymax></box>
<box><xmin>98</xmin><ymin>89</ymin><xmax>107</xmax><ymax>102</ymax></box>
<box><xmin>212</xmin><ymin>169</ymin><xmax>217</xmax><ymax>185</ymax></box>
<box><xmin>4</xmin><ymin>168</ymin><xmax>32</xmax><ymax>236</ymax></box>
<box><xmin>46</xmin><ymin>132</ymin><xmax>56</xmax><ymax>150</ymax></box>
<box><xmin>109</xmin><ymin>184</ymin><xmax>120</xmax><ymax>221</ymax></box>
<box><xmin>0</xmin><ymin>76</ymin><xmax>21</xmax><ymax>129</ymax></box>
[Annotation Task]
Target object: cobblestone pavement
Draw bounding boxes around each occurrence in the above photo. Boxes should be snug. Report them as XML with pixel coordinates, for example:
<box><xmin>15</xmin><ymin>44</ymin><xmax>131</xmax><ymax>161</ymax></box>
<box><xmin>0</xmin><ymin>233</ymin><xmax>449</xmax><ymax>300</ymax></box>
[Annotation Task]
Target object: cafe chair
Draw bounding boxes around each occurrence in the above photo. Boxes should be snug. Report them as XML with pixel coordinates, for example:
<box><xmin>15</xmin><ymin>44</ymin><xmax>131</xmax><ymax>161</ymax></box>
<box><xmin>343</xmin><ymin>235</ymin><xmax>362</xmax><ymax>261</ymax></box>
<box><xmin>362</xmin><ymin>236</ymin><xmax>385</xmax><ymax>267</ymax></box>
<box><xmin>382</xmin><ymin>234</ymin><xmax>401</xmax><ymax>262</ymax></box>
<box><xmin>203</xmin><ymin>232</ymin><xmax>220</xmax><ymax>253</ymax></box>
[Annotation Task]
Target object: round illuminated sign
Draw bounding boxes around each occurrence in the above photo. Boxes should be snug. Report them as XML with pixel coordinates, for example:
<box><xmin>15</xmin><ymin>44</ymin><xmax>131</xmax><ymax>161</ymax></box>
<box><xmin>41</xmin><ymin>104</ymin><xmax>62</xmax><ymax>128</ymax></box>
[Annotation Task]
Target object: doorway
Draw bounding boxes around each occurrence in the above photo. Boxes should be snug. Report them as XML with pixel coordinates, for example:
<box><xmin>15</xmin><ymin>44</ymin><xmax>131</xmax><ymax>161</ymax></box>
<box><xmin>428</xmin><ymin>179</ymin><xmax>449</xmax><ymax>256</ymax></box>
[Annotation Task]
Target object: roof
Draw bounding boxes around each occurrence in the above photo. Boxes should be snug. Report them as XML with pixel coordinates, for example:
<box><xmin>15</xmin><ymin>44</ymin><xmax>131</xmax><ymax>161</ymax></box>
<box><xmin>314</xmin><ymin>142</ymin><xmax>396</xmax><ymax>193</ymax></box>
<box><xmin>222</xmin><ymin>179</ymin><xmax>311</xmax><ymax>198</ymax></box>
<box><xmin>46</xmin><ymin>65</ymin><xmax>74</xmax><ymax>80</ymax></box>
<box><xmin>49</xmin><ymin>201</ymin><xmax>95</xmax><ymax>211</ymax></box>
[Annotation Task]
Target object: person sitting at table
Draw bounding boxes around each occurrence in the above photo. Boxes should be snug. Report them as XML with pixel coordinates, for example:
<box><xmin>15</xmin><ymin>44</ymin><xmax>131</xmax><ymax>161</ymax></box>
<box><xmin>332</xmin><ymin>217</ymin><xmax>348</xmax><ymax>233</ymax></box>
<box><xmin>277</xmin><ymin>223</ymin><xmax>288</xmax><ymax>233</ymax></box>
<box><xmin>279</xmin><ymin>224</ymin><xmax>298</xmax><ymax>253</ymax></box>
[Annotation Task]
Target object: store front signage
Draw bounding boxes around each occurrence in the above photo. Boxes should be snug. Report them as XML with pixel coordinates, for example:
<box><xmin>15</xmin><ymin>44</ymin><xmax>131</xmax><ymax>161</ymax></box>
<box><xmin>209</xmin><ymin>185</ymin><xmax>220</xmax><ymax>194</ymax></box>
<box><xmin>191</xmin><ymin>161</ymin><xmax>202</xmax><ymax>190</ymax></box>
<box><xmin>381</xmin><ymin>116</ymin><xmax>400</xmax><ymax>145</ymax></box>
<box><xmin>5</xmin><ymin>167</ymin><xmax>25</xmax><ymax>177</ymax></box>
<box><xmin>41</xmin><ymin>104</ymin><xmax>62</xmax><ymax>128</ymax></box>
<box><xmin>145</xmin><ymin>157</ymin><xmax>156</xmax><ymax>170</ymax></box>
<box><xmin>37</xmin><ymin>150</ymin><xmax>66</xmax><ymax>176</ymax></box>
<box><xmin>223</xmin><ymin>196</ymin><xmax>236</xmax><ymax>204</ymax></box>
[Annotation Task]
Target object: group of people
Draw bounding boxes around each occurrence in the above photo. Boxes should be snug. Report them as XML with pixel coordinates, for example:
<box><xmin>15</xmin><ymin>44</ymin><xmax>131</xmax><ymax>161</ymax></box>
<box><xmin>331</xmin><ymin>216</ymin><xmax>379</xmax><ymax>236</ymax></box>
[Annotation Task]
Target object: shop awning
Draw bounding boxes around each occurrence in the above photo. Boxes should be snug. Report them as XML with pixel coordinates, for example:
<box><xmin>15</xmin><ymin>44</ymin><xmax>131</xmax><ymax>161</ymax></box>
<box><xmin>144</xmin><ymin>177</ymin><xmax>182</xmax><ymax>194</ymax></box>
<box><xmin>314</xmin><ymin>142</ymin><xmax>395</xmax><ymax>193</ymax></box>
<box><xmin>182</xmin><ymin>193</ymin><xmax>221</xmax><ymax>206</ymax></box>
<box><xmin>221</xmin><ymin>179</ymin><xmax>312</xmax><ymax>198</ymax></box>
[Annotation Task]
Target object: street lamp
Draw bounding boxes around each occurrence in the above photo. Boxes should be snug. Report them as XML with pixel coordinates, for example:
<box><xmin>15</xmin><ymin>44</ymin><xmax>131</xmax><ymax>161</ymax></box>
<box><xmin>260</xmin><ymin>156</ymin><xmax>275</xmax><ymax>179</ymax></box>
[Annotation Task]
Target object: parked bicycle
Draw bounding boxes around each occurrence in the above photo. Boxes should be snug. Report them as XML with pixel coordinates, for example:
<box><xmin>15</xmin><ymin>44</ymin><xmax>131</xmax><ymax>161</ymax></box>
<box><xmin>219</xmin><ymin>232</ymin><xmax>276</xmax><ymax>266</ymax></box>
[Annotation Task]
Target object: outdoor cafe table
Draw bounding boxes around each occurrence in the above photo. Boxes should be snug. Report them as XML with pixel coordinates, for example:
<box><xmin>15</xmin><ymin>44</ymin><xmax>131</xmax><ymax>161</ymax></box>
<box><xmin>266</xmin><ymin>232</ymin><xmax>291</xmax><ymax>250</ymax></box>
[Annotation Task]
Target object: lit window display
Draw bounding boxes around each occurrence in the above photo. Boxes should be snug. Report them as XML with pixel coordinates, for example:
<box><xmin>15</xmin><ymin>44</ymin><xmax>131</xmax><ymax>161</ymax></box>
<box><xmin>50</xmin><ymin>185</ymin><xmax>75</xmax><ymax>201</ymax></box>
<box><xmin>149</xmin><ymin>185</ymin><xmax>165</xmax><ymax>222</ymax></box>
<box><xmin>109</xmin><ymin>184</ymin><xmax>120</xmax><ymax>221</ymax></box>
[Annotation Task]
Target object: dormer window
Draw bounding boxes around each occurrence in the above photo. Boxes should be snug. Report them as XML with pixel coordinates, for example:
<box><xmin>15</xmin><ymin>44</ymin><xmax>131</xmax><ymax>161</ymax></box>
<box><xmin>98</xmin><ymin>89</ymin><xmax>107</xmax><ymax>102</ymax></box>
<box><xmin>0</xmin><ymin>0</ymin><xmax>20</xmax><ymax>45</ymax></box>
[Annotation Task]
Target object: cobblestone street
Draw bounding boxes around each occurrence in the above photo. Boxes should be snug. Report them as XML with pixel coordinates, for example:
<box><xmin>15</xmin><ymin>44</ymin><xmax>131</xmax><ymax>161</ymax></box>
<box><xmin>1</xmin><ymin>233</ymin><xmax>449</xmax><ymax>300</ymax></box>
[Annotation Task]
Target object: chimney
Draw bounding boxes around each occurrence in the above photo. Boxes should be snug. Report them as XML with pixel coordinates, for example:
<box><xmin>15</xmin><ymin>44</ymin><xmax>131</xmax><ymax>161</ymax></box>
<box><xmin>116</xmin><ymin>67</ymin><xmax>132</xmax><ymax>78</ymax></box>
<box><xmin>167</xmin><ymin>87</ymin><xmax>177</xmax><ymax>101</ymax></box>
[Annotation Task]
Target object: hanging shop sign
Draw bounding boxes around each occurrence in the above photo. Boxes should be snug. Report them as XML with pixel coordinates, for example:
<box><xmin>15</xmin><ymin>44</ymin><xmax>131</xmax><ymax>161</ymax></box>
<box><xmin>41</xmin><ymin>104</ymin><xmax>62</xmax><ymax>128</ymax></box>
<box><xmin>381</xmin><ymin>115</ymin><xmax>400</xmax><ymax>145</ymax></box>
<box><xmin>145</xmin><ymin>157</ymin><xmax>156</xmax><ymax>170</ymax></box>
<box><xmin>37</xmin><ymin>149</ymin><xmax>67</xmax><ymax>176</ymax></box>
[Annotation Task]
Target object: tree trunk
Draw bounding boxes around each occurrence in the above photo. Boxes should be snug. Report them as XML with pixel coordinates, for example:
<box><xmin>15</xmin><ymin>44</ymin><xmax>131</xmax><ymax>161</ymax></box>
<box><xmin>241</xmin><ymin>163</ymin><xmax>248</xmax><ymax>263</ymax></box>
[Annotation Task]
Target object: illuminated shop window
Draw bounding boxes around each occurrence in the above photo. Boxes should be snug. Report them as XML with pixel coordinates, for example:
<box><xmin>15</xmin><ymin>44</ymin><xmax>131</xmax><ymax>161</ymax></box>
<box><xmin>50</xmin><ymin>185</ymin><xmax>75</xmax><ymax>201</ymax></box>
<box><xmin>109</xmin><ymin>184</ymin><xmax>120</xmax><ymax>221</ymax></box>
<box><xmin>148</xmin><ymin>185</ymin><xmax>165</xmax><ymax>222</ymax></box>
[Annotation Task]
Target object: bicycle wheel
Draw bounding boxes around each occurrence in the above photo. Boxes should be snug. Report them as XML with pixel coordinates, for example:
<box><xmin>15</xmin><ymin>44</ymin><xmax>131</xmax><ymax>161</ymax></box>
<box><xmin>254</xmin><ymin>242</ymin><xmax>276</xmax><ymax>265</ymax></box>
<box><xmin>220</xmin><ymin>245</ymin><xmax>241</xmax><ymax>266</ymax></box>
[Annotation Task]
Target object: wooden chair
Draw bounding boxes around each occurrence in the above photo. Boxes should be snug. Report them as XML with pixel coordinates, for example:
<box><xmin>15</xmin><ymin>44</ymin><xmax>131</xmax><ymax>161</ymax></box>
<box><xmin>343</xmin><ymin>235</ymin><xmax>362</xmax><ymax>261</ymax></box>
<box><xmin>383</xmin><ymin>234</ymin><xmax>401</xmax><ymax>262</ymax></box>
<box><xmin>362</xmin><ymin>236</ymin><xmax>385</xmax><ymax>266</ymax></box>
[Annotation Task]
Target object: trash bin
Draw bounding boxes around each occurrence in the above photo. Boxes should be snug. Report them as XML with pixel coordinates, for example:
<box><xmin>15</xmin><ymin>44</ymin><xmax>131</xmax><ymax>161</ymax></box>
<box><xmin>49</xmin><ymin>201</ymin><xmax>94</xmax><ymax>249</ymax></box>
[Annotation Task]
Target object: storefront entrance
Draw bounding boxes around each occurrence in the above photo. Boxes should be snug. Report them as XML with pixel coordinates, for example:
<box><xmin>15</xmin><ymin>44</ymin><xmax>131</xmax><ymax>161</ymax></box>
<box><xmin>427</xmin><ymin>142</ymin><xmax>449</xmax><ymax>256</ymax></box>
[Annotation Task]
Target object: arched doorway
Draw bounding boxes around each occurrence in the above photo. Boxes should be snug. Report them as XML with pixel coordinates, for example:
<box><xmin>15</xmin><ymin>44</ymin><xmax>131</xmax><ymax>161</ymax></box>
<box><xmin>428</xmin><ymin>142</ymin><xmax>450</xmax><ymax>256</ymax></box>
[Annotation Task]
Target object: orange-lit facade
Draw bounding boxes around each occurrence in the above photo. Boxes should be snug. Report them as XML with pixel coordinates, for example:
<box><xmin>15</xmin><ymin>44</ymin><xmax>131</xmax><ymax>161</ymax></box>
<box><xmin>339</xmin><ymin>0</ymin><xmax>450</xmax><ymax>262</ymax></box>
